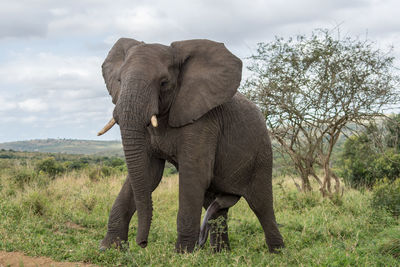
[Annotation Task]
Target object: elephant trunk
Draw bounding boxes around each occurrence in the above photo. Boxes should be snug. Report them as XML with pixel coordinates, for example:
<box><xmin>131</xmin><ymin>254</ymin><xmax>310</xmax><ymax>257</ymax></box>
<box><xmin>116</xmin><ymin>80</ymin><xmax>156</xmax><ymax>248</ymax></box>
<box><xmin>121</xmin><ymin>127</ymin><xmax>151</xmax><ymax>247</ymax></box>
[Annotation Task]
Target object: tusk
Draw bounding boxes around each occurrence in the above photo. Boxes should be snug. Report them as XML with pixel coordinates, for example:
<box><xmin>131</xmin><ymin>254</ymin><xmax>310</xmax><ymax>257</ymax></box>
<box><xmin>97</xmin><ymin>118</ymin><xmax>116</xmax><ymax>136</ymax></box>
<box><xmin>151</xmin><ymin>115</ymin><xmax>158</xmax><ymax>128</ymax></box>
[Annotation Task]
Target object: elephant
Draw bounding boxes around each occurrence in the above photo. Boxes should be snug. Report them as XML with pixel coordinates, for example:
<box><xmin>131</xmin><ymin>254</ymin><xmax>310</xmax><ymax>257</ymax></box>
<box><xmin>97</xmin><ymin>38</ymin><xmax>284</xmax><ymax>253</ymax></box>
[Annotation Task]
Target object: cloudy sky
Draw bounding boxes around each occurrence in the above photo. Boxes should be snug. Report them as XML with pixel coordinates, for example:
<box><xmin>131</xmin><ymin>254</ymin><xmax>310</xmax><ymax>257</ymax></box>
<box><xmin>1</xmin><ymin>0</ymin><xmax>399</xmax><ymax>142</ymax></box>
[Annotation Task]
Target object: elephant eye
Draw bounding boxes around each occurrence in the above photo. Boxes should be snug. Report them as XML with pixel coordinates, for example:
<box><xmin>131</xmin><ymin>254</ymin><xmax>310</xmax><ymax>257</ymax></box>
<box><xmin>160</xmin><ymin>79</ymin><xmax>169</xmax><ymax>88</ymax></box>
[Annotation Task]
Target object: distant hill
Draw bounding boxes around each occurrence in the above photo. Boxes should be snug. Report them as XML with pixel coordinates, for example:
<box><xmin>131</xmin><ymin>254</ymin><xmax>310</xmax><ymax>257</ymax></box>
<box><xmin>0</xmin><ymin>139</ymin><xmax>123</xmax><ymax>157</ymax></box>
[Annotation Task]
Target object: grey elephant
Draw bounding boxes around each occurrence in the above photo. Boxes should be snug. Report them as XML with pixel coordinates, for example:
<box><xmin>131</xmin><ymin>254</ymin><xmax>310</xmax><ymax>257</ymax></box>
<box><xmin>97</xmin><ymin>38</ymin><xmax>284</xmax><ymax>253</ymax></box>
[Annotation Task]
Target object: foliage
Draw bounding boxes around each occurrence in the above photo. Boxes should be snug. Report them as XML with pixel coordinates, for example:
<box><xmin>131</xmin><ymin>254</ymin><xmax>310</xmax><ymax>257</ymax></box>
<box><xmin>384</xmin><ymin>114</ymin><xmax>400</xmax><ymax>151</ymax></box>
<box><xmin>11</xmin><ymin>169</ymin><xmax>37</xmax><ymax>188</ymax></box>
<box><xmin>340</xmin><ymin>115</ymin><xmax>400</xmax><ymax>187</ymax></box>
<box><xmin>106</xmin><ymin>157</ymin><xmax>125</xmax><ymax>168</ymax></box>
<box><xmin>163</xmin><ymin>162</ymin><xmax>178</xmax><ymax>177</ymax></box>
<box><xmin>64</xmin><ymin>160</ymin><xmax>88</xmax><ymax>171</ymax></box>
<box><xmin>371</xmin><ymin>178</ymin><xmax>400</xmax><ymax>217</ymax></box>
<box><xmin>243</xmin><ymin>28</ymin><xmax>399</xmax><ymax>194</ymax></box>
<box><xmin>35</xmin><ymin>157</ymin><xmax>65</xmax><ymax>178</ymax></box>
<box><xmin>340</xmin><ymin>134</ymin><xmax>377</xmax><ymax>187</ymax></box>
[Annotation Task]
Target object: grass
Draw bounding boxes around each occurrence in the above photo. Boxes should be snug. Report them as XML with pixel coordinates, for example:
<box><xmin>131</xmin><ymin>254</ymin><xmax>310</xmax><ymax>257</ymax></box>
<box><xmin>0</xmin><ymin>161</ymin><xmax>399</xmax><ymax>266</ymax></box>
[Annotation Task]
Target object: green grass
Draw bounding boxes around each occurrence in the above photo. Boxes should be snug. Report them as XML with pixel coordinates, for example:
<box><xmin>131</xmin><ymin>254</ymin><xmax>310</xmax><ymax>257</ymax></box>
<box><xmin>0</xmin><ymin>158</ymin><xmax>399</xmax><ymax>266</ymax></box>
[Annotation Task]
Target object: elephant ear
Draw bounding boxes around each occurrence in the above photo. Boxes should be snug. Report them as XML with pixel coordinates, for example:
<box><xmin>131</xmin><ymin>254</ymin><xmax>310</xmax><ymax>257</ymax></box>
<box><xmin>102</xmin><ymin>38</ymin><xmax>143</xmax><ymax>104</ymax></box>
<box><xmin>169</xmin><ymin>39</ymin><xmax>242</xmax><ymax>127</ymax></box>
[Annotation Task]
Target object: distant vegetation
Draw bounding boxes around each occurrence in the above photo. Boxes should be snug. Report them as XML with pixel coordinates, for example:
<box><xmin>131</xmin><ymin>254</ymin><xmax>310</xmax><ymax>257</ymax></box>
<box><xmin>0</xmin><ymin>139</ymin><xmax>124</xmax><ymax>156</ymax></box>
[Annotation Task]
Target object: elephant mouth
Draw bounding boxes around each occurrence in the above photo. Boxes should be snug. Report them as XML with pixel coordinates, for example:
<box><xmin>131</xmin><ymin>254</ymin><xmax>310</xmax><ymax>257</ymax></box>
<box><xmin>97</xmin><ymin>115</ymin><xmax>158</xmax><ymax>136</ymax></box>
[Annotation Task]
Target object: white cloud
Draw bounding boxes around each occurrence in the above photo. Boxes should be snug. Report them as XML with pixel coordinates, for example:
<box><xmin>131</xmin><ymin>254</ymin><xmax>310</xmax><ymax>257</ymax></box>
<box><xmin>18</xmin><ymin>98</ymin><xmax>48</xmax><ymax>112</ymax></box>
<box><xmin>0</xmin><ymin>1</ymin><xmax>50</xmax><ymax>39</ymax></box>
<box><xmin>0</xmin><ymin>96</ymin><xmax>17</xmax><ymax>111</ymax></box>
<box><xmin>21</xmin><ymin>115</ymin><xmax>38</xmax><ymax>123</ymax></box>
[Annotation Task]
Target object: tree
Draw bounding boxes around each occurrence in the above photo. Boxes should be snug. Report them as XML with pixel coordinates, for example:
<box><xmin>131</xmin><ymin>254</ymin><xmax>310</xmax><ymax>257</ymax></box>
<box><xmin>244</xmin><ymin>29</ymin><xmax>399</xmax><ymax>195</ymax></box>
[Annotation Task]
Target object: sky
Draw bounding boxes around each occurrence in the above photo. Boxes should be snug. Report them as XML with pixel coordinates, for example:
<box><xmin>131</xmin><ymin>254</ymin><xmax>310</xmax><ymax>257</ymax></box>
<box><xmin>1</xmin><ymin>0</ymin><xmax>399</xmax><ymax>142</ymax></box>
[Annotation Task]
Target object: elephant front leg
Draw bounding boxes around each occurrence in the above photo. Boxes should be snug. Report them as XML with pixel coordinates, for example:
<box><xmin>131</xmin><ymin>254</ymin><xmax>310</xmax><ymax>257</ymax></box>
<box><xmin>100</xmin><ymin>157</ymin><xmax>165</xmax><ymax>250</ymax></box>
<box><xmin>100</xmin><ymin>177</ymin><xmax>135</xmax><ymax>250</ymax></box>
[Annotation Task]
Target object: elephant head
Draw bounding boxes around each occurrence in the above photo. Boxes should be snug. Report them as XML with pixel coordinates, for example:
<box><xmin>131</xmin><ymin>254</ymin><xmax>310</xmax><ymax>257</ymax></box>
<box><xmin>98</xmin><ymin>38</ymin><xmax>242</xmax><ymax>248</ymax></box>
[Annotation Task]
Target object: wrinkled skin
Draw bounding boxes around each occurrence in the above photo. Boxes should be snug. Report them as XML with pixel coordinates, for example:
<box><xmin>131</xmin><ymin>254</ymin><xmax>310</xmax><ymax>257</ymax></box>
<box><xmin>99</xmin><ymin>38</ymin><xmax>284</xmax><ymax>253</ymax></box>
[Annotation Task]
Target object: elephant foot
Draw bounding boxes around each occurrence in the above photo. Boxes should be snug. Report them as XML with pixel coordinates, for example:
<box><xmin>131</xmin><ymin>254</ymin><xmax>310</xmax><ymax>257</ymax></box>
<box><xmin>99</xmin><ymin>233</ymin><xmax>128</xmax><ymax>251</ymax></box>
<box><xmin>267</xmin><ymin>241</ymin><xmax>284</xmax><ymax>254</ymax></box>
<box><xmin>176</xmin><ymin>234</ymin><xmax>198</xmax><ymax>253</ymax></box>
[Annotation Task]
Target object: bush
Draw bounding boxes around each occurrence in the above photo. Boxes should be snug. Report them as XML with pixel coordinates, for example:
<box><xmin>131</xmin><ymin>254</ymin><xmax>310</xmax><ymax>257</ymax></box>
<box><xmin>88</xmin><ymin>166</ymin><xmax>113</xmax><ymax>182</ymax></box>
<box><xmin>340</xmin><ymin>134</ymin><xmax>375</xmax><ymax>187</ymax></box>
<box><xmin>340</xmin><ymin>134</ymin><xmax>400</xmax><ymax>188</ymax></box>
<box><xmin>100</xmin><ymin>166</ymin><xmax>112</xmax><ymax>177</ymax></box>
<box><xmin>372</xmin><ymin>151</ymin><xmax>400</xmax><ymax>182</ymax></box>
<box><xmin>371</xmin><ymin>178</ymin><xmax>400</xmax><ymax>217</ymax></box>
<box><xmin>36</xmin><ymin>157</ymin><xmax>65</xmax><ymax>178</ymax></box>
<box><xmin>64</xmin><ymin>160</ymin><xmax>87</xmax><ymax>171</ymax></box>
<box><xmin>11</xmin><ymin>169</ymin><xmax>36</xmax><ymax>188</ymax></box>
<box><xmin>106</xmin><ymin>158</ymin><xmax>126</xmax><ymax>168</ymax></box>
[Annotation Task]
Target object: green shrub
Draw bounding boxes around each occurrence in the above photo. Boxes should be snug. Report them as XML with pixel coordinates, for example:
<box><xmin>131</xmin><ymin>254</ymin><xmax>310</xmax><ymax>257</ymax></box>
<box><xmin>36</xmin><ymin>157</ymin><xmax>65</xmax><ymax>178</ymax></box>
<box><xmin>106</xmin><ymin>158</ymin><xmax>126</xmax><ymax>168</ymax></box>
<box><xmin>100</xmin><ymin>166</ymin><xmax>112</xmax><ymax>177</ymax></box>
<box><xmin>340</xmin><ymin>134</ymin><xmax>376</xmax><ymax>187</ymax></box>
<box><xmin>11</xmin><ymin>169</ymin><xmax>36</xmax><ymax>188</ymax></box>
<box><xmin>340</xmin><ymin>134</ymin><xmax>400</xmax><ymax>188</ymax></box>
<box><xmin>372</xmin><ymin>151</ymin><xmax>400</xmax><ymax>182</ymax></box>
<box><xmin>88</xmin><ymin>166</ymin><xmax>114</xmax><ymax>182</ymax></box>
<box><xmin>371</xmin><ymin>178</ymin><xmax>400</xmax><ymax>217</ymax></box>
<box><xmin>64</xmin><ymin>160</ymin><xmax>87</xmax><ymax>171</ymax></box>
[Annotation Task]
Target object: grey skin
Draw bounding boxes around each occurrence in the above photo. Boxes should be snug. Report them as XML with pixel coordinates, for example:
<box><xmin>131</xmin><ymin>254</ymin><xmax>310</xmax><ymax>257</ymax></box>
<box><xmin>99</xmin><ymin>38</ymin><xmax>284</xmax><ymax>253</ymax></box>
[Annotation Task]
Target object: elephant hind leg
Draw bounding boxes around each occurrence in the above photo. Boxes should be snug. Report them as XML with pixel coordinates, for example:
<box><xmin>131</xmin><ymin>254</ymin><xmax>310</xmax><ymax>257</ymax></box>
<box><xmin>199</xmin><ymin>194</ymin><xmax>240</xmax><ymax>251</ymax></box>
<box><xmin>244</xmin><ymin>163</ymin><xmax>284</xmax><ymax>253</ymax></box>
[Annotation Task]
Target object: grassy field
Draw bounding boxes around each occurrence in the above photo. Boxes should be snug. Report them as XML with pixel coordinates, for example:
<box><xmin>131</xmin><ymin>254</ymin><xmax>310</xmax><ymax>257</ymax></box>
<box><xmin>0</xmin><ymin>152</ymin><xmax>399</xmax><ymax>266</ymax></box>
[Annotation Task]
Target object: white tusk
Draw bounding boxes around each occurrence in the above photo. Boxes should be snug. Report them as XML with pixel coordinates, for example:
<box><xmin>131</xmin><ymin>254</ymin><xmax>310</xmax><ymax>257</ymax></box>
<box><xmin>151</xmin><ymin>115</ymin><xmax>158</xmax><ymax>127</ymax></box>
<box><xmin>97</xmin><ymin>118</ymin><xmax>116</xmax><ymax>136</ymax></box>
